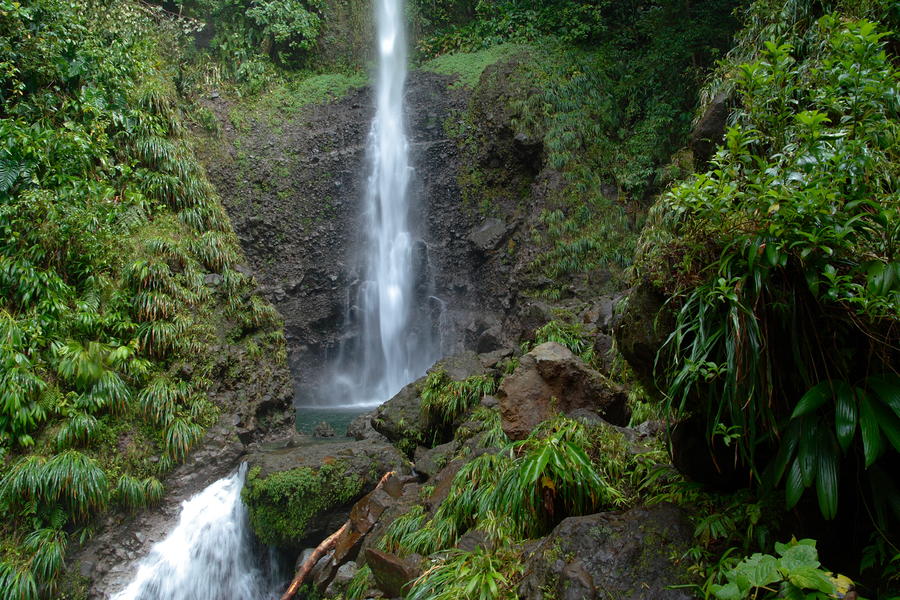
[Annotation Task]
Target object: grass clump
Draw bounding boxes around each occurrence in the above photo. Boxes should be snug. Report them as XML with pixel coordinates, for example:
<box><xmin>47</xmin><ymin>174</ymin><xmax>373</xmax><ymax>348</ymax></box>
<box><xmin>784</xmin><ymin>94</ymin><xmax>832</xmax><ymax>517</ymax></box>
<box><xmin>421</xmin><ymin>370</ymin><xmax>498</xmax><ymax>430</ymax></box>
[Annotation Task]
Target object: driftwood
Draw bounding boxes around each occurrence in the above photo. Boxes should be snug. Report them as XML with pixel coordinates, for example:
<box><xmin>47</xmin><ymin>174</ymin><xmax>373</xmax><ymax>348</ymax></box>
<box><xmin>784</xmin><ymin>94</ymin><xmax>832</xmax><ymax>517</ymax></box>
<box><xmin>280</xmin><ymin>471</ymin><xmax>397</xmax><ymax>600</ymax></box>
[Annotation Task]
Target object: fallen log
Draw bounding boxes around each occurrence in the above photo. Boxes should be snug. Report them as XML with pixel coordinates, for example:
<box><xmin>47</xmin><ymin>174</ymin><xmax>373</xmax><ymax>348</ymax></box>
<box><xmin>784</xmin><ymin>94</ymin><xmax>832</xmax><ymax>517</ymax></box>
<box><xmin>280</xmin><ymin>471</ymin><xmax>397</xmax><ymax>600</ymax></box>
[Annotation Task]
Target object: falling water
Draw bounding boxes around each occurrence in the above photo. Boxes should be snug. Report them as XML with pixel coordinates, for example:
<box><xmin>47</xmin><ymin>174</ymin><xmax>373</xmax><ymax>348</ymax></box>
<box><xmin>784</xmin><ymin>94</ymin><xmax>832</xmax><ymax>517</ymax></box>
<box><xmin>329</xmin><ymin>0</ymin><xmax>440</xmax><ymax>406</ymax></box>
<box><xmin>113</xmin><ymin>464</ymin><xmax>284</xmax><ymax>600</ymax></box>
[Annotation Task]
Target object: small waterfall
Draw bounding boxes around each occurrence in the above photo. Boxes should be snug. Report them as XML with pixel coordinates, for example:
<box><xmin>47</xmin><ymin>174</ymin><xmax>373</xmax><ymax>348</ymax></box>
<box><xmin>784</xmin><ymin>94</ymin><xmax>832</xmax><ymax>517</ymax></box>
<box><xmin>113</xmin><ymin>464</ymin><xmax>284</xmax><ymax>600</ymax></box>
<box><xmin>328</xmin><ymin>0</ymin><xmax>441</xmax><ymax>407</ymax></box>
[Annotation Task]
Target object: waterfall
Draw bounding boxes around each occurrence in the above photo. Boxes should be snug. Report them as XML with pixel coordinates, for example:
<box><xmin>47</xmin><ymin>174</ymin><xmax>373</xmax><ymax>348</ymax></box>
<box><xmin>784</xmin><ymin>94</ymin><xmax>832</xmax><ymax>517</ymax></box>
<box><xmin>328</xmin><ymin>0</ymin><xmax>440</xmax><ymax>407</ymax></box>
<box><xmin>113</xmin><ymin>464</ymin><xmax>284</xmax><ymax>600</ymax></box>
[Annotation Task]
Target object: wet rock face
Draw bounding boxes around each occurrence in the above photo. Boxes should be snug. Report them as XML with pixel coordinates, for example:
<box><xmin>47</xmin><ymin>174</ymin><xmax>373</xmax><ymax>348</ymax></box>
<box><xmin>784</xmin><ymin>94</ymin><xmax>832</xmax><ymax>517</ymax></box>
<box><xmin>518</xmin><ymin>504</ymin><xmax>694</xmax><ymax>600</ymax></box>
<box><xmin>498</xmin><ymin>342</ymin><xmax>629</xmax><ymax>440</ymax></box>
<box><xmin>195</xmin><ymin>71</ymin><xmax>516</xmax><ymax>405</ymax></box>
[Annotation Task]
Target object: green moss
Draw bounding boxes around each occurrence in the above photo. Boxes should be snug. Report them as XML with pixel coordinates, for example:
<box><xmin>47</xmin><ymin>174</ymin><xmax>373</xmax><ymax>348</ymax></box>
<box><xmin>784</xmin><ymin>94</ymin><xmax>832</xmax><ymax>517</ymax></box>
<box><xmin>420</xmin><ymin>43</ymin><xmax>526</xmax><ymax>88</ymax></box>
<box><xmin>241</xmin><ymin>462</ymin><xmax>364</xmax><ymax>547</ymax></box>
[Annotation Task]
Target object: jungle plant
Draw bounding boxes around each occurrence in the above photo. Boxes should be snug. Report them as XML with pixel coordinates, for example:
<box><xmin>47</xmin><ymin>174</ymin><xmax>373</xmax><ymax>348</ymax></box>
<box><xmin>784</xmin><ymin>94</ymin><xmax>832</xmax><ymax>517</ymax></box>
<box><xmin>709</xmin><ymin>539</ymin><xmax>848</xmax><ymax>600</ymax></box>
<box><xmin>421</xmin><ymin>370</ymin><xmax>498</xmax><ymax>429</ymax></box>
<box><xmin>407</xmin><ymin>547</ymin><xmax>519</xmax><ymax>600</ymax></box>
<box><xmin>649</xmin><ymin>17</ymin><xmax>899</xmax><ymax>534</ymax></box>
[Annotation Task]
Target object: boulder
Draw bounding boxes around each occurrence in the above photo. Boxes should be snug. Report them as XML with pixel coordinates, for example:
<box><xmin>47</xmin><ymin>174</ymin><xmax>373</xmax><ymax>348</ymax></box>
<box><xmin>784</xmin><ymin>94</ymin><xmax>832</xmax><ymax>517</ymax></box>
<box><xmin>518</xmin><ymin>504</ymin><xmax>693</xmax><ymax>600</ymax></box>
<box><xmin>414</xmin><ymin>440</ymin><xmax>460</xmax><ymax>478</ymax></box>
<box><xmin>371</xmin><ymin>379</ymin><xmax>429</xmax><ymax>453</ymax></box>
<box><xmin>613</xmin><ymin>281</ymin><xmax>675</xmax><ymax>397</ymax></box>
<box><xmin>313</xmin><ymin>421</ymin><xmax>336</xmax><ymax>438</ymax></box>
<box><xmin>690</xmin><ymin>91</ymin><xmax>731</xmax><ymax>168</ymax></box>
<box><xmin>372</xmin><ymin>352</ymin><xmax>489</xmax><ymax>452</ymax></box>
<box><xmin>365</xmin><ymin>548</ymin><xmax>422</xmax><ymax>598</ymax></box>
<box><xmin>468</xmin><ymin>218</ymin><xmax>509</xmax><ymax>254</ymax></box>
<box><xmin>498</xmin><ymin>342</ymin><xmax>628</xmax><ymax>440</ymax></box>
<box><xmin>241</xmin><ymin>438</ymin><xmax>410</xmax><ymax>549</ymax></box>
<box><xmin>346</xmin><ymin>411</ymin><xmax>388</xmax><ymax>442</ymax></box>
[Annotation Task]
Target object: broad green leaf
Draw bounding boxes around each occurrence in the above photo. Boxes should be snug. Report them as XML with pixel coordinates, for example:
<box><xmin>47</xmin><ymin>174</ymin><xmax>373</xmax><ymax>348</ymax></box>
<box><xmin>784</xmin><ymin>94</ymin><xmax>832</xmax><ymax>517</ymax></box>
<box><xmin>798</xmin><ymin>420</ymin><xmax>817</xmax><ymax>488</ymax></box>
<box><xmin>834</xmin><ymin>382</ymin><xmax>857</xmax><ymax>451</ymax></box>
<box><xmin>868</xmin><ymin>374</ymin><xmax>900</xmax><ymax>418</ymax></box>
<box><xmin>710</xmin><ymin>582</ymin><xmax>742</xmax><ymax>600</ymax></box>
<box><xmin>791</xmin><ymin>382</ymin><xmax>832</xmax><ymax>419</ymax></box>
<box><xmin>786</xmin><ymin>459</ymin><xmax>805</xmax><ymax>509</ymax></box>
<box><xmin>815</xmin><ymin>431</ymin><xmax>839</xmax><ymax>520</ymax></box>
<box><xmin>739</xmin><ymin>553</ymin><xmax>780</xmax><ymax>588</ymax></box>
<box><xmin>786</xmin><ymin>566</ymin><xmax>836</xmax><ymax>593</ymax></box>
<box><xmin>859</xmin><ymin>392</ymin><xmax>883</xmax><ymax>467</ymax></box>
<box><xmin>778</xmin><ymin>543</ymin><xmax>820</xmax><ymax>572</ymax></box>
<box><xmin>769</xmin><ymin>421</ymin><xmax>800</xmax><ymax>483</ymax></box>
<box><xmin>868</xmin><ymin>398</ymin><xmax>900</xmax><ymax>453</ymax></box>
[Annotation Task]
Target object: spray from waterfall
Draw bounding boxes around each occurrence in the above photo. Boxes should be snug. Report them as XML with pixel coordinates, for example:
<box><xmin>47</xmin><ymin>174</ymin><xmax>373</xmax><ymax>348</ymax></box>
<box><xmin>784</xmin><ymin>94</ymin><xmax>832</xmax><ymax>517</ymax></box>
<box><xmin>328</xmin><ymin>0</ymin><xmax>441</xmax><ymax>407</ymax></box>
<box><xmin>113</xmin><ymin>464</ymin><xmax>284</xmax><ymax>600</ymax></box>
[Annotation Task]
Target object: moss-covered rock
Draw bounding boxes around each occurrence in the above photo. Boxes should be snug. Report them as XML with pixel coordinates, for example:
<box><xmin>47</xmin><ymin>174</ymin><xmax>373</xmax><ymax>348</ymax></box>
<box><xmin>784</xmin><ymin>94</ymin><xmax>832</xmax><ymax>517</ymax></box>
<box><xmin>241</xmin><ymin>438</ymin><xmax>410</xmax><ymax>549</ymax></box>
<box><xmin>241</xmin><ymin>461</ymin><xmax>364</xmax><ymax>548</ymax></box>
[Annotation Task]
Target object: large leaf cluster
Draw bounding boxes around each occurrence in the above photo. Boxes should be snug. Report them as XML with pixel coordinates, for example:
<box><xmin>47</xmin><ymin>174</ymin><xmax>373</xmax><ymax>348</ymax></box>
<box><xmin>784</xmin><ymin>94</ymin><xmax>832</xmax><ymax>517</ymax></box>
<box><xmin>644</xmin><ymin>15</ymin><xmax>899</xmax><ymax>535</ymax></box>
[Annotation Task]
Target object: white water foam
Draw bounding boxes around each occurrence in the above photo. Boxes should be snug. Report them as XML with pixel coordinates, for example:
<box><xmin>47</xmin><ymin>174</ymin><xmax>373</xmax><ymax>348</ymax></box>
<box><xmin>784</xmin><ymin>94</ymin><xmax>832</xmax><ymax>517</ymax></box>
<box><xmin>113</xmin><ymin>464</ymin><xmax>283</xmax><ymax>600</ymax></box>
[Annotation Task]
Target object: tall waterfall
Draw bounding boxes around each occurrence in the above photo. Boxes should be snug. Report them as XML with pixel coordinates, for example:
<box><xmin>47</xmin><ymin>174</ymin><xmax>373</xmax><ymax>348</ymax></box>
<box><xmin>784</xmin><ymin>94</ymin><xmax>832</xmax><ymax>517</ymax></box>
<box><xmin>113</xmin><ymin>465</ymin><xmax>284</xmax><ymax>600</ymax></box>
<box><xmin>330</xmin><ymin>0</ymin><xmax>440</xmax><ymax>406</ymax></box>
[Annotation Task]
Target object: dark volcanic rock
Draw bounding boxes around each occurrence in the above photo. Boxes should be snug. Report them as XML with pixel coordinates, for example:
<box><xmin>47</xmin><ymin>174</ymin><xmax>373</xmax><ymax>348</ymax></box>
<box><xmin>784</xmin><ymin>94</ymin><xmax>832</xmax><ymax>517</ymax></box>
<box><xmin>371</xmin><ymin>351</ymin><xmax>489</xmax><ymax>449</ymax></box>
<box><xmin>313</xmin><ymin>421</ymin><xmax>337</xmax><ymax>438</ymax></box>
<box><xmin>613</xmin><ymin>281</ymin><xmax>675</xmax><ymax>397</ymax></box>
<box><xmin>519</xmin><ymin>504</ymin><xmax>693</xmax><ymax>600</ymax></box>
<box><xmin>690</xmin><ymin>91</ymin><xmax>731</xmax><ymax>168</ymax></box>
<box><xmin>365</xmin><ymin>548</ymin><xmax>422</xmax><ymax>598</ymax></box>
<box><xmin>498</xmin><ymin>342</ymin><xmax>628</xmax><ymax>440</ymax></box>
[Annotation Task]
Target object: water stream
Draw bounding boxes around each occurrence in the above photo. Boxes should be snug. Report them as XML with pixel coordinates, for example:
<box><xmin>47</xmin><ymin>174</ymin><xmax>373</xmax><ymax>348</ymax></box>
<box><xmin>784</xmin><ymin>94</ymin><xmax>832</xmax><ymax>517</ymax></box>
<box><xmin>116</xmin><ymin>2</ymin><xmax>430</xmax><ymax>597</ymax></box>
<box><xmin>113</xmin><ymin>464</ymin><xmax>285</xmax><ymax>600</ymax></box>
<box><xmin>329</xmin><ymin>0</ymin><xmax>441</xmax><ymax>406</ymax></box>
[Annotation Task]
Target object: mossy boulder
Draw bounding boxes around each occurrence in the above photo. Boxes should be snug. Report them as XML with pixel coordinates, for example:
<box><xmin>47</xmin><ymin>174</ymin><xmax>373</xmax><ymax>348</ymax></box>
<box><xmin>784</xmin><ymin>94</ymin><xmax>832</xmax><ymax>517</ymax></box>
<box><xmin>371</xmin><ymin>352</ymin><xmax>488</xmax><ymax>454</ymax></box>
<box><xmin>241</xmin><ymin>462</ymin><xmax>363</xmax><ymax>549</ymax></box>
<box><xmin>241</xmin><ymin>438</ymin><xmax>410</xmax><ymax>549</ymax></box>
<box><xmin>518</xmin><ymin>504</ymin><xmax>693</xmax><ymax>600</ymax></box>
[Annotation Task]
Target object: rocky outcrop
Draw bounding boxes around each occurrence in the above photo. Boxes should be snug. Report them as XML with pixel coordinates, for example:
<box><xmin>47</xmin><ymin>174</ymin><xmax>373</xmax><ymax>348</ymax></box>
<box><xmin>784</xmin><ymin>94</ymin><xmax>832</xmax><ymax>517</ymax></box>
<box><xmin>690</xmin><ymin>91</ymin><xmax>731</xmax><ymax>168</ymax></box>
<box><xmin>519</xmin><ymin>504</ymin><xmax>693</xmax><ymax>600</ymax></box>
<box><xmin>365</xmin><ymin>548</ymin><xmax>422</xmax><ymax>597</ymax></box>
<box><xmin>498</xmin><ymin>342</ymin><xmax>628</xmax><ymax>439</ymax></box>
<box><xmin>613</xmin><ymin>281</ymin><xmax>675</xmax><ymax>397</ymax></box>
<box><xmin>240</xmin><ymin>438</ymin><xmax>410</xmax><ymax>549</ymax></box>
<box><xmin>371</xmin><ymin>351</ymin><xmax>489</xmax><ymax>451</ymax></box>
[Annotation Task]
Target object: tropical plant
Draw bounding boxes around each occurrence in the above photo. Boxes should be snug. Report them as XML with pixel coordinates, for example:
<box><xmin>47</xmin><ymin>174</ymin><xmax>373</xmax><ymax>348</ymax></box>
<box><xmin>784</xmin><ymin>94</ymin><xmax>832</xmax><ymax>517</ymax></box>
<box><xmin>709</xmin><ymin>539</ymin><xmax>850</xmax><ymax>600</ymax></box>
<box><xmin>421</xmin><ymin>370</ymin><xmax>498</xmax><ymax>429</ymax></box>
<box><xmin>645</xmin><ymin>17</ymin><xmax>899</xmax><ymax>535</ymax></box>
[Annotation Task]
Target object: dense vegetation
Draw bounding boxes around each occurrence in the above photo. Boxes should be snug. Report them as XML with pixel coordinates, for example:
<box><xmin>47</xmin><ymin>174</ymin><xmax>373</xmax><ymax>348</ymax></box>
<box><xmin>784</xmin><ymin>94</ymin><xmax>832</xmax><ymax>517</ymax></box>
<box><xmin>0</xmin><ymin>0</ymin><xmax>284</xmax><ymax>596</ymax></box>
<box><xmin>633</xmin><ymin>2</ymin><xmax>899</xmax><ymax>593</ymax></box>
<box><xmin>0</xmin><ymin>0</ymin><xmax>898</xmax><ymax>598</ymax></box>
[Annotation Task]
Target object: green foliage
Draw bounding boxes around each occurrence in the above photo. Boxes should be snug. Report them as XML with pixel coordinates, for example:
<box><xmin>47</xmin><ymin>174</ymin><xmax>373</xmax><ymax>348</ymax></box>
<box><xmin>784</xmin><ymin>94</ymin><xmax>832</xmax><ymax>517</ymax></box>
<box><xmin>644</xmin><ymin>17</ymin><xmax>899</xmax><ymax>535</ymax></box>
<box><xmin>167</xmin><ymin>0</ymin><xmax>326</xmax><ymax>78</ymax></box>
<box><xmin>709</xmin><ymin>539</ymin><xmax>846</xmax><ymax>600</ymax></box>
<box><xmin>345</xmin><ymin>564</ymin><xmax>372</xmax><ymax>600</ymax></box>
<box><xmin>241</xmin><ymin>463</ymin><xmax>364</xmax><ymax>547</ymax></box>
<box><xmin>420</xmin><ymin>43</ymin><xmax>524</xmax><ymax>88</ymax></box>
<box><xmin>388</xmin><ymin>416</ymin><xmax>666</xmax><ymax>599</ymax></box>
<box><xmin>392</xmin><ymin>417</ymin><xmax>634</xmax><ymax>559</ymax></box>
<box><xmin>443</xmin><ymin>2</ymin><xmax>740</xmax><ymax>291</ymax></box>
<box><xmin>527</xmin><ymin>319</ymin><xmax>595</xmax><ymax>365</ymax></box>
<box><xmin>0</xmin><ymin>451</ymin><xmax>109</xmax><ymax>523</ymax></box>
<box><xmin>0</xmin><ymin>1</ymin><xmax>285</xmax><ymax>593</ymax></box>
<box><xmin>407</xmin><ymin>547</ymin><xmax>519</xmax><ymax>600</ymax></box>
<box><xmin>421</xmin><ymin>370</ymin><xmax>498</xmax><ymax>429</ymax></box>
